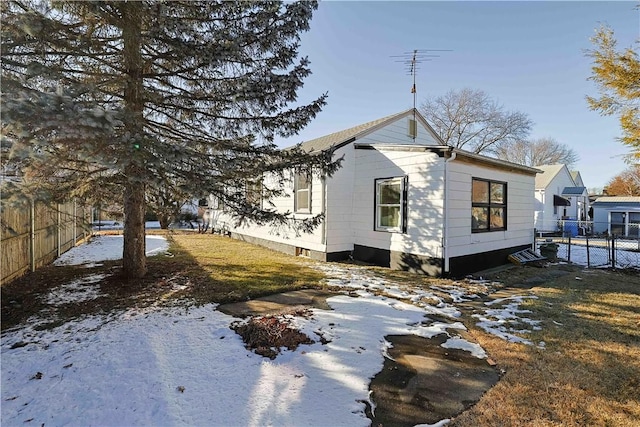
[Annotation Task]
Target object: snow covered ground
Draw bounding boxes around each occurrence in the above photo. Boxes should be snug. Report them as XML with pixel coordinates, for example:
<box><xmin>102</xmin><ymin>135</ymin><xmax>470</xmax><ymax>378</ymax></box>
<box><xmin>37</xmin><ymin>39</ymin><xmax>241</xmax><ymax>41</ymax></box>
<box><xmin>537</xmin><ymin>240</ymin><xmax>640</xmax><ymax>269</ymax></box>
<box><xmin>2</xmin><ymin>236</ymin><xmax>545</xmax><ymax>427</ymax></box>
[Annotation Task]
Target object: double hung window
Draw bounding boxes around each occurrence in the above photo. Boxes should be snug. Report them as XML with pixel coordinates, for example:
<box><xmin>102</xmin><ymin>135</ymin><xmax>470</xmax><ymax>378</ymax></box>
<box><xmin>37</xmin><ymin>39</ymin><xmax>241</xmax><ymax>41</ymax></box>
<box><xmin>375</xmin><ymin>177</ymin><xmax>407</xmax><ymax>232</ymax></box>
<box><xmin>294</xmin><ymin>173</ymin><xmax>311</xmax><ymax>213</ymax></box>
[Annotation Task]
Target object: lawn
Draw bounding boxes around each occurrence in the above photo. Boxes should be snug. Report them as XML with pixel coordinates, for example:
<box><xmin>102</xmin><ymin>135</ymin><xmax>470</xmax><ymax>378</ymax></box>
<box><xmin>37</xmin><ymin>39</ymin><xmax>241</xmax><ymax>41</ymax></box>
<box><xmin>167</xmin><ymin>233</ymin><xmax>325</xmax><ymax>304</ymax></box>
<box><xmin>450</xmin><ymin>265</ymin><xmax>640</xmax><ymax>427</ymax></box>
<box><xmin>2</xmin><ymin>232</ymin><xmax>639</xmax><ymax>426</ymax></box>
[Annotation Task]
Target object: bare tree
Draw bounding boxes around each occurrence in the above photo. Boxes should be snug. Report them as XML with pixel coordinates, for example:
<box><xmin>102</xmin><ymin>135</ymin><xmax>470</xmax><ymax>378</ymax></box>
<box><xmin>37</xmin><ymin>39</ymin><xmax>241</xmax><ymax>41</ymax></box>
<box><xmin>494</xmin><ymin>137</ymin><xmax>579</xmax><ymax>167</ymax></box>
<box><xmin>420</xmin><ymin>88</ymin><xmax>532</xmax><ymax>155</ymax></box>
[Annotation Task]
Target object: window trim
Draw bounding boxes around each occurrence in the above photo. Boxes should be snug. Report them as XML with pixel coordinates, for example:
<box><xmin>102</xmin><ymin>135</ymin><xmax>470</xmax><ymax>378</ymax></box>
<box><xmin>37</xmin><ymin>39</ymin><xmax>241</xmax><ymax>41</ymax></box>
<box><xmin>294</xmin><ymin>172</ymin><xmax>311</xmax><ymax>214</ymax></box>
<box><xmin>374</xmin><ymin>176</ymin><xmax>408</xmax><ymax>233</ymax></box>
<box><xmin>471</xmin><ymin>178</ymin><xmax>507</xmax><ymax>233</ymax></box>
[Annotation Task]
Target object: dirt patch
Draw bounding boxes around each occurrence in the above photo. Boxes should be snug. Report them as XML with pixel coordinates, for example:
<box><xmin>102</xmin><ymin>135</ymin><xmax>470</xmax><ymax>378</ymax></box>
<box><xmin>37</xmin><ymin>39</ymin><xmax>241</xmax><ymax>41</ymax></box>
<box><xmin>368</xmin><ymin>334</ymin><xmax>499</xmax><ymax>427</ymax></box>
<box><xmin>231</xmin><ymin>308</ymin><xmax>315</xmax><ymax>359</ymax></box>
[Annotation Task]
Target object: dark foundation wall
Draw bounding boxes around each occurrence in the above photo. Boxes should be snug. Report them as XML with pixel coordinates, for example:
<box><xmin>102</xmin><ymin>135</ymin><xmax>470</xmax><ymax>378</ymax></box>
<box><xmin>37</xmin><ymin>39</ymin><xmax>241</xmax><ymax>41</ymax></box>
<box><xmin>230</xmin><ymin>234</ymin><xmax>529</xmax><ymax>278</ymax></box>
<box><xmin>448</xmin><ymin>244</ymin><xmax>532</xmax><ymax>278</ymax></box>
<box><xmin>353</xmin><ymin>243</ymin><xmax>531</xmax><ymax>278</ymax></box>
<box><xmin>229</xmin><ymin>232</ymin><xmax>351</xmax><ymax>263</ymax></box>
<box><xmin>353</xmin><ymin>244</ymin><xmax>443</xmax><ymax>277</ymax></box>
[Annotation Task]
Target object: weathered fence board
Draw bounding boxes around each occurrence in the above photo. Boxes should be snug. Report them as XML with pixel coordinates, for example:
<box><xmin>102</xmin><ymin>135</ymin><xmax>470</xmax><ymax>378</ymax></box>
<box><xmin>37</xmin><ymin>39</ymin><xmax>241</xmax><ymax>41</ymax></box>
<box><xmin>1</xmin><ymin>200</ymin><xmax>90</xmax><ymax>284</ymax></box>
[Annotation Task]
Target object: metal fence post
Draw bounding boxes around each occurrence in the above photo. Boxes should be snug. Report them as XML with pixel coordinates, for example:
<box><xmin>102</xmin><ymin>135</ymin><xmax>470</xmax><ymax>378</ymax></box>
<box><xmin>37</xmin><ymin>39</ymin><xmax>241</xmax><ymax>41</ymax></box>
<box><xmin>567</xmin><ymin>234</ymin><xmax>571</xmax><ymax>263</ymax></box>
<box><xmin>611</xmin><ymin>235</ymin><xmax>616</xmax><ymax>269</ymax></box>
<box><xmin>586</xmin><ymin>235</ymin><xmax>590</xmax><ymax>268</ymax></box>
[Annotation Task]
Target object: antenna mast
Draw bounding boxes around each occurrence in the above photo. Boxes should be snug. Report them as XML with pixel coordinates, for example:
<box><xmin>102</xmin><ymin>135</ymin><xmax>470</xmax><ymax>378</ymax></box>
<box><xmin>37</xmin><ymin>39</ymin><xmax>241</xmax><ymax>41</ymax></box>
<box><xmin>391</xmin><ymin>49</ymin><xmax>451</xmax><ymax>126</ymax></box>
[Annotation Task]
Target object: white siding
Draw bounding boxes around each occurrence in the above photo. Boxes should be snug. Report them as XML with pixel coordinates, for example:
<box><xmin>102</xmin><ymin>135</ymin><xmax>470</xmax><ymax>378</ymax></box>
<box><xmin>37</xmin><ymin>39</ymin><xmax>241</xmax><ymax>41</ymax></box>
<box><xmin>214</xmin><ymin>113</ymin><xmax>536</xmax><ymax>271</ymax></box>
<box><xmin>352</xmin><ymin>147</ymin><xmax>445</xmax><ymax>258</ymax></box>
<box><xmin>447</xmin><ymin>160</ymin><xmax>535</xmax><ymax>259</ymax></box>
<box><xmin>324</xmin><ymin>145</ymin><xmax>356</xmax><ymax>253</ymax></box>
<box><xmin>217</xmin><ymin>169</ymin><xmax>327</xmax><ymax>252</ymax></box>
<box><xmin>358</xmin><ymin>116</ymin><xmax>440</xmax><ymax>146</ymax></box>
<box><xmin>216</xmin><ymin>114</ymin><xmax>441</xmax><ymax>256</ymax></box>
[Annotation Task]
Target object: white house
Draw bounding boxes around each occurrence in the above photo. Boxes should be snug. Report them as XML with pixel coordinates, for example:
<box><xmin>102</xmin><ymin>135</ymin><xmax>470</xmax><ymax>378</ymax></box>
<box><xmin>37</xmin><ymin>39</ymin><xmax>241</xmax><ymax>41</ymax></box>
<box><xmin>591</xmin><ymin>196</ymin><xmax>640</xmax><ymax>237</ymax></box>
<box><xmin>534</xmin><ymin>164</ymin><xmax>590</xmax><ymax>234</ymax></box>
<box><xmin>208</xmin><ymin>109</ymin><xmax>539</xmax><ymax>277</ymax></box>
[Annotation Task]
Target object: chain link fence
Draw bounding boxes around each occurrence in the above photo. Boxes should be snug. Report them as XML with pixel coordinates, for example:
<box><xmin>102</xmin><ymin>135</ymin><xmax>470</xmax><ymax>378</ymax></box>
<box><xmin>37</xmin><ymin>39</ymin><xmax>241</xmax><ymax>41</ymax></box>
<box><xmin>534</xmin><ymin>220</ymin><xmax>640</xmax><ymax>269</ymax></box>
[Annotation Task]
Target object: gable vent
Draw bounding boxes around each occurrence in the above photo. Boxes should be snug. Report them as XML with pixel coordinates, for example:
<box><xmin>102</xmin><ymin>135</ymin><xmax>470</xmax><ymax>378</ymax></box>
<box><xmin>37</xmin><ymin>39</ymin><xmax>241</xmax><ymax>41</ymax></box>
<box><xmin>408</xmin><ymin>118</ymin><xmax>417</xmax><ymax>139</ymax></box>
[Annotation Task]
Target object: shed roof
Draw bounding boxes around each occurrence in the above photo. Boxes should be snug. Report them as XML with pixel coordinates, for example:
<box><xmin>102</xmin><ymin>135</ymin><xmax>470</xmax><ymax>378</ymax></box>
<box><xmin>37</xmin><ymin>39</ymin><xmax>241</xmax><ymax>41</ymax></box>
<box><xmin>592</xmin><ymin>196</ymin><xmax>640</xmax><ymax>204</ymax></box>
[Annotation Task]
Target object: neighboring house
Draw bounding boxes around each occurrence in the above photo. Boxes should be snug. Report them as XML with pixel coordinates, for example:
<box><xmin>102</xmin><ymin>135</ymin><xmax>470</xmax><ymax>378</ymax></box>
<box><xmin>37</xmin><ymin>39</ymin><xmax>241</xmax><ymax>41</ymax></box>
<box><xmin>591</xmin><ymin>196</ymin><xmax>640</xmax><ymax>237</ymax></box>
<box><xmin>534</xmin><ymin>164</ymin><xmax>590</xmax><ymax>233</ymax></box>
<box><xmin>210</xmin><ymin>109</ymin><xmax>539</xmax><ymax>277</ymax></box>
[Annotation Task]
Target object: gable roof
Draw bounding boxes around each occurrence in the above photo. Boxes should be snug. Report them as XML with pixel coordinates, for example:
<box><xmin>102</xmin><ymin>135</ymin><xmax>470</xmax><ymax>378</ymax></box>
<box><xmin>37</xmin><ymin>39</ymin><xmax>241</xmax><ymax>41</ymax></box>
<box><xmin>535</xmin><ymin>164</ymin><xmax>572</xmax><ymax>189</ymax></box>
<box><xmin>569</xmin><ymin>171</ymin><xmax>584</xmax><ymax>185</ymax></box>
<box><xmin>295</xmin><ymin>108</ymin><xmax>440</xmax><ymax>153</ymax></box>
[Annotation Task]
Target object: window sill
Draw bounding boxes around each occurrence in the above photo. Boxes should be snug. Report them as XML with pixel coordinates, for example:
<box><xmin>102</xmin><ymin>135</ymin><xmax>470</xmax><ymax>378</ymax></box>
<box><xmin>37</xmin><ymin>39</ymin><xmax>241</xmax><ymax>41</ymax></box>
<box><xmin>375</xmin><ymin>228</ymin><xmax>403</xmax><ymax>233</ymax></box>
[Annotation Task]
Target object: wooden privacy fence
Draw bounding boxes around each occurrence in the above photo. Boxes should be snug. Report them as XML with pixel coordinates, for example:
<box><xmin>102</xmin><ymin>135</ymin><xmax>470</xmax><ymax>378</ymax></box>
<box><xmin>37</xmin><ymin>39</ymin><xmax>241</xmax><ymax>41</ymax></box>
<box><xmin>1</xmin><ymin>200</ymin><xmax>91</xmax><ymax>284</ymax></box>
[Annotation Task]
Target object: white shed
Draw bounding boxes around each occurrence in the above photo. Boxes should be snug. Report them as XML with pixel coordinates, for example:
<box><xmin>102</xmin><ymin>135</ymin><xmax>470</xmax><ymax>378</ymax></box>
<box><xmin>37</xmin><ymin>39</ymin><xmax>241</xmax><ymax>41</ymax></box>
<box><xmin>591</xmin><ymin>196</ymin><xmax>640</xmax><ymax>237</ymax></box>
<box><xmin>212</xmin><ymin>109</ymin><xmax>539</xmax><ymax>277</ymax></box>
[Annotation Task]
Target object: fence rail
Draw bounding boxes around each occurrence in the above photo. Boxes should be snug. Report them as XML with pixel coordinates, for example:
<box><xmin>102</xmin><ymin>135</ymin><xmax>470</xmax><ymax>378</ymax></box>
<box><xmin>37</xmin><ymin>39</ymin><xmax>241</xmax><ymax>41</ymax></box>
<box><xmin>1</xmin><ymin>200</ymin><xmax>91</xmax><ymax>284</ymax></box>
<box><xmin>534</xmin><ymin>234</ymin><xmax>640</xmax><ymax>270</ymax></box>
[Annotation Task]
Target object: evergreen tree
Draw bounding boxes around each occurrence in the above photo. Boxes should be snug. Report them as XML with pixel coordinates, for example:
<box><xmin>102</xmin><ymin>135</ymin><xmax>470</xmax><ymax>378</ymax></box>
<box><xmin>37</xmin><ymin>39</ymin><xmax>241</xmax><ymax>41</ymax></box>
<box><xmin>1</xmin><ymin>0</ymin><xmax>340</xmax><ymax>278</ymax></box>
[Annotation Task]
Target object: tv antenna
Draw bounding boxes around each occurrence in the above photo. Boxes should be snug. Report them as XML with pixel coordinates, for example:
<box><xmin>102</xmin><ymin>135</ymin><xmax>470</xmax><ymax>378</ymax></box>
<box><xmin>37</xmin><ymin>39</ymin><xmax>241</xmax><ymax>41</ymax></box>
<box><xmin>391</xmin><ymin>49</ymin><xmax>451</xmax><ymax>121</ymax></box>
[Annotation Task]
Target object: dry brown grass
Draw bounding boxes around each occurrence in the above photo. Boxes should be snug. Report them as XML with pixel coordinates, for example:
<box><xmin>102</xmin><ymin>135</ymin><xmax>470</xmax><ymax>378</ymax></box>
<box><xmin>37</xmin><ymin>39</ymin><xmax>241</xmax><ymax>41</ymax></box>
<box><xmin>167</xmin><ymin>232</ymin><xmax>325</xmax><ymax>304</ymax></box>
<box><xmin>450</xmin><ymin>266</ymin><xmax>640</xmax><ymax>427</ymax></box>
<box><xmin>1</xmin><ymin>231</ymin><xmax>324</xmax><ymax>331</ymax></box>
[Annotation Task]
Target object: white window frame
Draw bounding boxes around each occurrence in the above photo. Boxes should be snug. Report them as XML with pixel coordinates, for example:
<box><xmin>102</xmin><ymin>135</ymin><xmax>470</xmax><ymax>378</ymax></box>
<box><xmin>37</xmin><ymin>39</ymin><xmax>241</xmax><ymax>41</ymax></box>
<box><xmin>375</xmin><ymin>176</ymin><xmax>407</xmax><ymax>233</ymax></box>
<box><xmin>294</xmin><ymin>172</ymin><xmax>311</xmax><ymax>213</ymax></box>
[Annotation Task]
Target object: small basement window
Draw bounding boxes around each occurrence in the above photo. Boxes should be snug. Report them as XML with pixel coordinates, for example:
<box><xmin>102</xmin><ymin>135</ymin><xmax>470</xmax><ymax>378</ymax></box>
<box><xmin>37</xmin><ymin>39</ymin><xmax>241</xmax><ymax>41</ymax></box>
<box><xmin>296</xmin><ymin>247</ymin><xmax>311</xmax><ymax>257</ymax></box>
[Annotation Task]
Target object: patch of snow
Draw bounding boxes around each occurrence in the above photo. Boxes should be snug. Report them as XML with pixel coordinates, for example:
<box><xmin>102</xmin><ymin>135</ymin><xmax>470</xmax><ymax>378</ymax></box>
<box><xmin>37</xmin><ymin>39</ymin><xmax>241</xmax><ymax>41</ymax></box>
<box><xmin>431</xmin><ymin>285</ymin><xmax>476</xmax><ymax>303</ymax></box>
<box><xmin>441</xmin><ymin>336</ymin><xmax>488</xmax><ymax>359</ymax></box>
<box><xmin>53</xmin><ymin>235</ymin><xmax>169</xmax><ymax>266</ymax></box>
<box><xmin>473</xmin><ymin>295</ymin><xmax>542</xmax><ymax>346</ymax></box>
<box><xmin>415</xmin><ymin>419</ymin><xmax>451</xmax><ymax>427</ymax></box>
<box><xmin>43</xmin><ymin>274</ymin><xmax>107</xmax><ymax>305</ymax></box>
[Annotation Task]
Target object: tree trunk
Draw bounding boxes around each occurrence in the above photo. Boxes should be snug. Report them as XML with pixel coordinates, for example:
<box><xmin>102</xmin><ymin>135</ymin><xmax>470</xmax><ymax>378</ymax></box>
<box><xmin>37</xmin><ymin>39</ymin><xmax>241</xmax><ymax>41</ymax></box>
<box><xmin>158</xmin><ymin>215</ymin><xmax>171</xmax><ymax>229</ymax></box>
<box><xmin>123</xmin><ymin>174</ymin><xmax>146</xmax><ymax>278</ymax></box>
<box><xmin>121</xmin><ymin>3</ymin><xmax>147</xmax><ymax>278</ymax></box>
